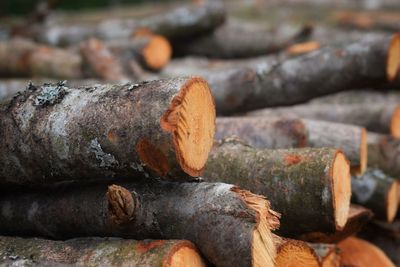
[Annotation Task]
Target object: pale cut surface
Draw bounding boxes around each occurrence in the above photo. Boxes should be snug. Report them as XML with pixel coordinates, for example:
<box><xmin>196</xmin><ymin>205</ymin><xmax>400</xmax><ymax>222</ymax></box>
<box><xmin>168</xmin><ymin>246</ymin><xmax>206</xmax><ymax>267</ymax></box>
<box><xmin>386</xmin><ymin>181</ymin><xmax>399</xmax><ymax>222</ymax></box>
<box><xmin>332</xmin><ymin>152</ymin><xmax>351</xmax><ymax>229</ymax></box>
<box><xmin>387</xmin><ymin>34</ymin><xmax>400</xmax><ymax>82</ymax></box>
<box><xmin>390</xmin><ymin>106</ymin><xmax>400</xmax><ymax>138</ymax></box>
<box><xmin>359</xmin><ymin>128</ymin><xmax>368</xmax><ymax>175</ymax></box>
<box><xmin>275</xmin><ymin>241</ymin><xmax>319</xmax><ymax>267</ymax></box>
<box><xmin>143</xmin><ymin>35</ymin><xmax>172</xmax><ymax>70</ymax></box>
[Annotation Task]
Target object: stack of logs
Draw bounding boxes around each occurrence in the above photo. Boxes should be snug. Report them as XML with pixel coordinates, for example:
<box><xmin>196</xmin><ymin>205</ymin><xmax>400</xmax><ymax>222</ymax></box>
<box><xmin>1</xmin><ymin>0</ymin><xmax>400</xmax><ymax>266</ymax></box>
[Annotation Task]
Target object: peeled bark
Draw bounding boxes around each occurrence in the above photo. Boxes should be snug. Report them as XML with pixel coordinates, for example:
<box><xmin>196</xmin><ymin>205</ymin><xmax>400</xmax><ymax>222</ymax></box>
<box><xmin>174</xmin><ymin>19</ymin><xmax>313</xmax><ymax>58</ymax></box>
<box><xmin>204</xmin><ymin>138</ymin><xmax>351</xmax><ymax>236</ymax></box>
<box><xmin>352</xmin><ymin>168</ymin><xmax>399</xmax><ymax>222</ymax></box>
<box><xmin>0</xmin><ymin>182</ymin><xmax>280</xmax><ymax>267</ymax></box>
<box><xmin>168</xmin><ymin>33</ymin><xmax>399</xmax><ymax>114</ymax></box>
<box><xmin>216</xmin><ymin>117</ymin><xmax>367</xmax><ymax>174</ymax></box>
<box><xmin>0</xmin><ymin>78</ymin><xmax>216</xmax><ymax>186</ymax></box>
<box><xmin>0</xmin><ymin>38</ymin><xmax>83</xmax><ymax>79</ymax></box>
<box><xmin>0</xmin><ymin>237</ymin><xmax>205</xmax><ymax>267</ymax></box>
<box><xmin>299</xmin><ymin>204</ymin><xmax>373</xmax><ymax>244</ymax></box>
<box><xmin>248</xmin><ymin>103</ymin><xmax>400</xmax><ymax>138</ymax></box>
<box><xmin>338</xmin><ymin>237</ymin><xmax>395</xmax><ymax>267</ymax></box>
<box><xmin>368</xmin><ymin>132</ymin><xmax>400</xmax><ymax>178</ymax></box>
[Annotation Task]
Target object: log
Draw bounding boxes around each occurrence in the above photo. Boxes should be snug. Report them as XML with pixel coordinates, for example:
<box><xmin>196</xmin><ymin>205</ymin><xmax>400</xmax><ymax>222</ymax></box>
<box><xmin>215</xmin><ymin>117</ymin><xmax>367</xmax><ymax>174</ymax></box>
<box><xmin>173</xmin><ymin>19</ymin><xmax>313</xmax><ymax>58</ymax></box>
<box><xmin>203</xmin><ymin>138</ymin><xmax>351</xmax><ymax>235</ymax></box>
<box><xmin>273</xmin><ymin>235</ymin><xmax>319</xmax><ymax>267</ymax></box>
<box><xmin>299</xmin><ymin>204</ymin><xmax>373</xmax><ymax>243</ymax></box>
<box><xmin>0</xmin><ymin>78</ymin><xmax>216</xmax><ymax>186</ymax></box>
<box><xmin>352</xmin><ymin>168</ymin><xmax>399</xmax><ymax>222</ymax></box>
<box><xmin>0</xmin><ymin>182</ymin><xmax>280</xmax><ymax>267</ymax></box>
<box><xmin>334</xmin><ymin>10</ymin><xmax>400</xmax><ymax>32</ymax></box>
<box><xmin>0</xmin><ymin>237</ymin><xmax>206</xmax><ymax>267</ymax></box>
<box><xmin>80</xmin><ymin>38</ymin><xmax>128</xmax><ymax>81</ymax></box>
<box><xmin>0</xmin><ymin>38</ymin><xmax>83</xmax><ymax>79</ymax></box>
<box><xmin>368</xmin><ymin>132</ymin><xmax>400</xmax><ymax>177</ymax></box>
<box><xmin>309</xmin><ymin>90</ymin><xmax>400</xmax><ymax>105</ymax></box>
<box><xmin>338</xmin><ymin>237</ymin><xmax>395</xmax><ymax>267</ymax></box>
<box><xmin>248</xmin><ymin>103</ymin><xmax>400</xmax><ymax>137</ymax></box>
<box><xmin>166</xmin><ymin>33</ymin><xmax>400</xmax><ymax>114</ymax></box>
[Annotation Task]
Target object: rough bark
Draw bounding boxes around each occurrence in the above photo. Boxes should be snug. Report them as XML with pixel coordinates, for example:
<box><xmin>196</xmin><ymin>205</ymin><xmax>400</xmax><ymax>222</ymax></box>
<box><xmin>0</xmin><ymin>237</ymin><xmax>206</xmax><ymax>267</ymax></box>
<box><xmin>309</xmin><ymin>90</ymin><xmax>400</xmax><ymax>105</ymax></box>
<box><xmin>248</xmin><ymin>103</ymin><xmax>400</xmax><ymax>137</ymax></box>
<box><xmin>38</xmin><ymin>1</ymin><xmax>226</xmax><ymax>46</ymax></box>
<box><xmin>204</xmin><ymin>138</ymin><xmax>351</xmax><ymax>236</ymax></box>
<box><xmin>167</xmin><ymin>34</ymin><xmax>398</xmax><ymax>114</ymax></box>
<box><xmin>0</xmin><ymin>38</ymin><xmax>83</xmax><ymax>79</ymax></box>
<box><xmin>0</xmin><ymin>78</ymin><xmax>216</xmax><ymax>186</ymax></box>
<box><xmin>174</xmin><ymin>19</ymin><xmax>313</xmax><ymax>58</ymax></box>
<box><xmin>299</xmin><ymin>204</ymin><xmax>373</xmax><ymax>244</ymax></box>
<box><xmin>368</xmin><ymin>132</ymin><xmax>400</xmax><ymax>178</ymax></box>
<box><xmin>338</xmin><ymin>237</ymin><xmax>395</xmax><ymax>267</ymax></box>
<box><xmin>352</xmin><ymin>168</ymin><xmax>399</xmax><ymax>222</ymax></box>
<box><xmin>0</xmin><ymin>182</ymin><xmax>280</xmax><ymax>267</ymax></box>
<box><xmin>215</xmin><ymin>117</ymin><xmax>367</xmax><ymax>174</ymax></box>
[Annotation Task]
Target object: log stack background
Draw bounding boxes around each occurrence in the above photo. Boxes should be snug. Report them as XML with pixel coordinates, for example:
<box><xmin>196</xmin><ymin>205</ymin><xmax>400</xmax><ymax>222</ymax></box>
<box><xmin>1</xmin><ymin>0</ymin><xmax>400</xmax><ymax>266</ymax></box>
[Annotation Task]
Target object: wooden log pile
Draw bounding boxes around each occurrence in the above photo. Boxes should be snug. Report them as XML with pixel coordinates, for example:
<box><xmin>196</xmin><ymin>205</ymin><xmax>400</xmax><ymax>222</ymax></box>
<box><xmin>1</xmin><ymin>0</ymin><xmax>400</xmax><ymax>266</ymax></box>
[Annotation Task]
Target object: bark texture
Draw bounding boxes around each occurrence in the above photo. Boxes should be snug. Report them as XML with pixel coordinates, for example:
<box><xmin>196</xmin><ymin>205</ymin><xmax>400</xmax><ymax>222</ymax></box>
<box><xmin>215</xmin><ymin>117</ymin><xmax>367</xmax><ymax>173</ymax></box>
<box><xmin>0</xmin><ymin>237</ymin><xmax>205</xmax><ymax>267</ymax></box>
<box><xmin>0</xmin><ymin>77</ymin><xmax>216</xmax><ymax>186</ymax></box>
<box><xmin>204</xmin><ymin>138</ymin><xmax>351</xmax><ymax>236</ymax></box>
<box><xmin>0</xmin><ymin>182</ymin><xmax>279</xmax><ymax>267</ymax></box>
<box><xmin>248</xmin><ymin>103</ymin><xmax>400</xmax><ymax>137</ymax></box>
<box><xmin>309</xmin><ymin>90</ymin><xmax>400</xmax><ymax>105</ymax></box>
<box><xmin>174</xmin><ymin>19</ymin><xmax>312</xmax><ymax>58</ymax></box>
<box><xmin>352</xmin><ymin>168</ymin><xmax>398</xmax><ymax>222</ymax></box>
<box><xmin>368</xmin><ymin>133</ymin><xmax>400</xmax><ymax>178</ymax></box>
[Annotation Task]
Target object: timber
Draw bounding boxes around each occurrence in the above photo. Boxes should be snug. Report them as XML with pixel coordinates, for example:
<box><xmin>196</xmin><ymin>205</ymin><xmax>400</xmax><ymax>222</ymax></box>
<box><xmin>0</xmin><ymin>182</ymin><xmax>280</xmax><ymax>267</ymax></box>
<box><xmin>204</xmin><ymin>138</ymin><xmax>351</xmax><ymax>235</ymax></box>
<box><xmin>352</xmin><ymin>168</ymin><xmax>399</xmax><ymax>222</ymax></box>
<box><xmin>0</xmin><ymin>237</ymin><xmax>206</xmax><ymax>267</ymax></box>
<box><xmin>368</xmin><ymin>133</ymin><xmax>400</xmax><ymax>178</ymax></box>
<box><xmin>248</xmin><ymin>103</ymin><xmax>400</xmax><ymax>137</ymax></box>
<box><xmin>216</xmin><ymin>117</ymin><xmax>367</xmax><ymax>174</ymax></box>
<box><xmin>309</xmin><ymin>90</ymin><xmax>400</xmax><ymax>105</ymax></box>
<box><xmin>273</xmin><ymin>235</ymin><xmax>319</xmax><ymax>267</ymax></box>
<box><xmin>0</xmin><ymin>78</ymin><xmax>216</xmax><ymax>186</ymax></box>
<box><xmin>174</xmin><ymin>19</ymin><xmax>313</xmax><ymax>58</ymax></box>
<box><xmin>299</xmin><ymin>204</ymin><xmax>373</xmax><ymax>243</ymax></box>
<box><xmin>338</xmin><ymin>237</ymin><xmax>395</xmax><ymax>267</ymax></box>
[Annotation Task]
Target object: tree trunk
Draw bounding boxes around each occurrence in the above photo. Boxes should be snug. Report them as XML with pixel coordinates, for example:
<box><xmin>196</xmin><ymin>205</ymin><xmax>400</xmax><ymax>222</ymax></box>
<box><xmin>338</xmin><ymin>237</ymin><xmax>395</xmax><ymax>267</ymax></box>
<box><xmin>204</xmin><ymin>138</ymin><xmax>351</xmax><ymax>236</ymax></box>
<box><xmin>0</xmin><ymin>237</ymin><xmax>206</xmax><ymax>267</ymax></box>
<box><xmin>248</xmin><ymin>103</ymin><xmax>400</xmax><ymax>137</ymax></box>
<box><xmin>0</xmin><ymin>78</ymin><xmax>216</xmax><ymax>186</ymax></box>
<box><xmin>298</xmin><ymin>204</ymin><xmax>373</xmax><ymax>244</ymax></box>
<box><xmin>215</xmin><ymin>117</ymin><xmax>367</xmax><ymax>174</ymax></box>
<box><xmin>352</xmin><ymin>168</ymin><xmax>399</xmax><ymax>222</ymax></box>
<box><xmin>0</xmin><ymin>181</ymin><xmax>280</xmax><ymax>267</ymax></box>
<box><xmin>173</xmin><ymin>19</ymin><xmax>313</xmax><ymax>58</ymax></box>
<box><xmin>368</xmin><ymin>132</ymin><xmax>400</xmax><ymax>178</ymax></box>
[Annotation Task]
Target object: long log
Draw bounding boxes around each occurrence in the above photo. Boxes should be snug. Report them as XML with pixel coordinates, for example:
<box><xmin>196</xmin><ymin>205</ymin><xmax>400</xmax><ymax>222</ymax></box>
<box><xmin>0</xmin><ymin>237</ymin><xmax>206</xmax><ymax>267</ymax></box>
<box><xmin>204</xmin><ymin>138</ymin><xmax>351</xmax><ymax>235</ymax></box>
<box><xmin>0</xmin><ymin>78</ymin><xmax>216</xmax><ymax>186</ymax></box>
<box><xmin>338</xmin><ymin>237</ymin><xmax>395</xmax><ymax>267</ymax></box>
<box><xmin>309</xmin><ymin>90</ymin><xmax>400</xmax><ymax>105</ymax></box>
<box><xmin>215</xmin><ymin>117</ymin><xmax>367</xmax><ymax>174</ymax></box>
<box><xmin>368</xmin><ymin>132</ymin><xmax>400</xmax><ymax>177</ymax></box>
<box><xmin>248</xmin><ymin>103</ymin><xmax>400</xmax><ymax>137</ymax></box>
<box><xmin>165</xmin><ymin>33</ymin><xmax>400</xmax><ymax>114</ymax></box>
<box><xmin>352</xmin><ymin>168</ymin><xmax>399</xmax><ymax>222</ymax></box>
<box><xmin>0</xmin><ymin>181</ymin><xmax>280</xmax><ymax>267</ymax></box>
<box><xmin>299</xmin><ymin>204</ymin><xmax>373</xmax><ymax>244</ymax></box>
<box><xmin>173</xmin><ymin>19</ymin><xmax>313</xmax><ymax>58</ymax></box>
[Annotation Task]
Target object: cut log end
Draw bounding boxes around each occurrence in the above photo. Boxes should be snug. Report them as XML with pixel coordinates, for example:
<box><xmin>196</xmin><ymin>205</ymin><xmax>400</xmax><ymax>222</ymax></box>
<box><xmin>275</xmin><ymin>240</ymin><xmax>319</xmax><ymax>267</ymax></box>
<box><xmin>161</xmin><ymin>77</ymin><xmax>216</xmax><ymax>177</ymax></box>
<box><xmin>165</xmin><ymin>241</ymin><xmax>206</xmax><ymax>267</ymax></box>
<box><xmin>387</xmin><ymin>33</ymin><xmax>400</xmax><ymax>82</ymax></box>
<box><xmin>232</xmin><ymin>187</ymin><xmax>280</xmax><ymax>267</ymax></box>
<box><xmin>332</xmin><ymin>151</ymin><xmax>351</xmax><ymax>230</ymax></box>
<box><xmin>390</xmin><ymin>105</ymin><xmax>400</xmax><ymax>138</ymax></box>
<box><xmin>386</xmin><ymin>181</ymin><xmax>399</xmax><ymax>223</ymax></box>
<box><xmin>142</xmin><ymin>35</ymin><xmax>172</xmax><ymax>70</ymax></box>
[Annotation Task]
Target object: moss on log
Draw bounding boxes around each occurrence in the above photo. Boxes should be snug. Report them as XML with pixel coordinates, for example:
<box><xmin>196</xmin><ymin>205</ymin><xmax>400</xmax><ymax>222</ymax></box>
<box><xmin>0</xmin><ymin>182</ymin><xmax>279</xmax><ymax>267</ymax></box>
<box><xmin>0</xmin><ymin>78</ymin><xmax>216</xmax><ymax>186</ymax></box>
<box><xmin>204</xmin><ymin>138</ymin><xmax>351</xmax><ymax>236</ymax></box>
